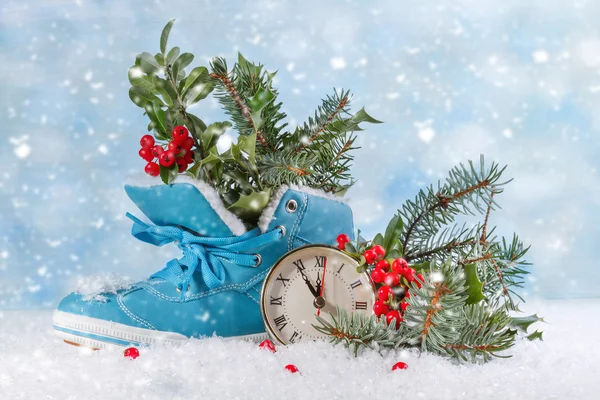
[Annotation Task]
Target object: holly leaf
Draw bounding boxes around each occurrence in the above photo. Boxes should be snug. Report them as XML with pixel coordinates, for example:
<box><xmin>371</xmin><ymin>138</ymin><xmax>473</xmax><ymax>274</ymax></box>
<box><xmin>227</xmin><ymin>189</ymin><xmax>271</xmax><ymax>222</ymax></box>
<box><xmin>248</xmin><ymin>87</ymin><xmax>276</xmax><ymax>130</ymax></box>
<box><xmin>201</xmin><ymin>121</ymin><xmax>231</xmax><ymax>152</ymax></box>
<box><xmin>140</xmin><ymin>52</ymin><xmax>160</xmax><ymax>74</ymax></box>
<box><xmin>351</xmin><ymin>107</ymin><xmax>382</xmax><ymax>124</ymax></box>
<box><xmin>527</xmin><ymin>330</ymin><xmax>544</xmax><ymax>341</ymax></box>
<box><xmin>509</xmin><ymin>314</ymin><xmax>545</xmax><ymax>334</ymax></box>
<box><xmin>463</xmin><ymin>263</ymin><xmax>485</xmax><ymax>305</ymax></box>
<box><xmin>382</xmin><ymin>215</ymin><xmax>404</xmax><ymax>256</ymax></box>
<box><xmin>160</xmin><ymin>19</ymin><xmax>175</xmax><ymax>55</ymax></box>
<box><xmin>236</xmin><ymin>132</ymin><xmax>257</xmax><ymax>166</ymax></box>
<box><xmin>159</xmin><ymin>164</ymin><xmax>178</xmax><ymax>185</ymax></box>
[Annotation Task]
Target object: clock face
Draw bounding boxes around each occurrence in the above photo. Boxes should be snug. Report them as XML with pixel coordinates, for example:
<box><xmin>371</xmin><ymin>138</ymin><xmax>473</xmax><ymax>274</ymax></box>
<box><xmin>260</xmin><ymin>244</ymin><xmax>375</xmax><ymax>345</ymax></box>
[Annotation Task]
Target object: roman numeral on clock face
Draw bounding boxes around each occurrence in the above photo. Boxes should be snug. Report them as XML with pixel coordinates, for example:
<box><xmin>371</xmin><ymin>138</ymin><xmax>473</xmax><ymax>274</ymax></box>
<box><xmin>337</xmin><ymin>263</ymin><xmax>345</xmax><ymax>274</ymax></box>
<box><xmin>350</xmin><ymin>280</ymin><xmax>362</xmax><ymax>289</ymax></box>
<box><xmin>270</xmin><ymin>296</ymin><xmax>282</xmax><ymax>306</ymax></box>
<box><xmin>273</xmin><ymin>315</ymin><xmax>288</xmax><ymax>331</ymax></box>
<box><xmin>355</xmin><ymin>301</ymin><xmax>368</xmax><ymax>310</ymax></box>
<box><xmin>276</xmin><ymin>273</ymin><xmax>290</xmax><ymax>287</ymax></box>
<box><xmin>315</xmin><ymin>255</ymin><xmax>326</xmax><ymax>268</ymax></box>
<box><xmin>292</xmin><ymin>259</ymin><xmax>305</xmax><ymax>272</ymax></box>
<box><xmin>289</xmin><ymin>331</ymin><xmax>301</xmax><ymax>343</ymax></box>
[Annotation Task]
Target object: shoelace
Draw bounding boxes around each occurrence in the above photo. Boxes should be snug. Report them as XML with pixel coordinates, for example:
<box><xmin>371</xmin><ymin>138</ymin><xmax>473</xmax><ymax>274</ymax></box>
<box><xmin>126</xmin><ymin>213</ymin><xmax>284</xmax><ymax>297</ymax></box>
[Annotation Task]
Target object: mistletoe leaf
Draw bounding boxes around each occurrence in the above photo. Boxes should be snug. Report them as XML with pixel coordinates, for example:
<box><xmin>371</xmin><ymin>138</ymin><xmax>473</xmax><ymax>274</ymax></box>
<box><xmin>382</xmin><ymin>215</ymin><xmax>404</xmax><ymax>256</ymax></box>
<box><xmin>166</xmin><ymin>46</ymin><xmax>180</xmax><ymax>66</ymax></box>
<box><xmin>464</xmin><ymin>263</ymin><xmax>485</xmax><ymax>305</ymax></box>
<box><xmin>140</xmin><ymin>52</ymin><xmax>160</xmax><ymax>74</ymax></box>
<box><xmin>160</xmin><ymin>19</ymin><xmax>175</xmax><ymax>55</ymax></box>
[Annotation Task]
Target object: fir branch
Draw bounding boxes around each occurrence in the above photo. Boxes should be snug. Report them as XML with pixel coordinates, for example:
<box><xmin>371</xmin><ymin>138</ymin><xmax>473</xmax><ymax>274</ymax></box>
<box><xmin>257</xmin><ymin>152</ymin><xmax>318</xmax><ymax>187</ymax></box>
<box><xmin>313</xmin><ymin>306</ymin><xmax>407</xmax><ymax>356</ymax></box>
<box><xmin>400</xmin><ymin>156</ymin><xmax>508</xmax><ymax>258</ymax></box>
<box><xmin>293</xmin><ymin>90</ymin><xmax>351</xmax><ymax>153</ymax></box>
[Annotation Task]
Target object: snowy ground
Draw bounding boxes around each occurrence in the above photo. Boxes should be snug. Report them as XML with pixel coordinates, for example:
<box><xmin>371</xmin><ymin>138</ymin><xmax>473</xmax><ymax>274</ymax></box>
<box><xmin>0</xmin><ymin>299</ymin><xmax>597</xmax><ymax>400</ymax></box>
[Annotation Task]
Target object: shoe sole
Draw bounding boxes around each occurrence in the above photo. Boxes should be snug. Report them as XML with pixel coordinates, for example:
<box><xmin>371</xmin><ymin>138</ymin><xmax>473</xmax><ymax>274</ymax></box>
<box><xmin>53</xmin><ymin>310</ymin><xmax>268</xmax><ymax>350</ymax></box>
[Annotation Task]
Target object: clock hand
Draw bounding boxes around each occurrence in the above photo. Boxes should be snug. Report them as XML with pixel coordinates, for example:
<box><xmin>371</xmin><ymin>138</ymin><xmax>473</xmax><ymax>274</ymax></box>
<box><xmin>298</xmin><ymin>268</ymin><xmax>319</xmax><ymax>297</ymax></box>
<box><xmin>317</xmin><ymin>257</ymin><xmax>327</xmax><ymax>316</ymax></box>
<box><xmin>315</xmin><ymin>271</ymin><xmax>322</xmax><ymax>294</ymax></box>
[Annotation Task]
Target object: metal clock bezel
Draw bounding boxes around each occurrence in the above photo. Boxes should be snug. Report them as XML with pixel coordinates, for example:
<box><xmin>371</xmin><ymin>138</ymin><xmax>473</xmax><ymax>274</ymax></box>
<box><xmin>259</xmin><ymin>244</ymin><xmax>376</xmax><ymax>345</ymax></box>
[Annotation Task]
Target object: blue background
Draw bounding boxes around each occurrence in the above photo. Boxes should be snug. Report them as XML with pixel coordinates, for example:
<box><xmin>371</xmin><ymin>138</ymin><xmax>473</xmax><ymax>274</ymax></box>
<box><xmin>1</xmin><ymin>0</ymin><xmax>597</xmax><ymax>309</ymax></box>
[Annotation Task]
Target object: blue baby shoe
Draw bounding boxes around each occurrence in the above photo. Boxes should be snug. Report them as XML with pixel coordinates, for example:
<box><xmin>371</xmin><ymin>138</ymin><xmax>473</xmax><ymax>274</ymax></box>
<box><xmin>52</xmin><ymin>176</ymin><xmax>354</xmax><ymax>349</ymax></box>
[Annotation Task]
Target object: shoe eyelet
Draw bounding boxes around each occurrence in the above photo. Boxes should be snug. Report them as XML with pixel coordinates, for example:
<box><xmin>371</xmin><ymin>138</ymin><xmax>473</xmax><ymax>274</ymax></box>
<box><xmin>276</xmin><ymin>225</ymin><xmax>286</xmax><ymax>238</ymax></box>
<box><xmin>285</xmin><ymin>199</ymin><xmax>298</xmax><ymax>213</ymax></box>
<box><xmin>176</xmin><ymin>284</ymin><xmax>190</xmax><ymax>293</ymax></box>
<box><xmin>254</xmin><ymin>254</ymin><xmax>262</xmax><ymax>267</ymax></box>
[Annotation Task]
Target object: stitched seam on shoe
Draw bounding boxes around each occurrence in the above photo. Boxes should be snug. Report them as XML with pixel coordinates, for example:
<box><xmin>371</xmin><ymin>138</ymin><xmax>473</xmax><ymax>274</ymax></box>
<box><xmin>295</xmin><ymin>235</ymin><xmax>311</xmax><ymax>245</ymax></box>
<box><xmin>139</xmin><ymin>269</ymin><xmax>269</xmax><ymax>302</ymax></box>
<box><xmin>245</xmin><ymin>292</ymin><xmax>259</xmax><ymax>304</ymax></box>
<box><xmin>288</xmin><ymin>193</ymin><xmax>308</xmax><ymax>251</ymax></box>
<box><xmin>117</xmin><ymin>293</ymin><xmax>157</xmax><ymax>330</ymax></box>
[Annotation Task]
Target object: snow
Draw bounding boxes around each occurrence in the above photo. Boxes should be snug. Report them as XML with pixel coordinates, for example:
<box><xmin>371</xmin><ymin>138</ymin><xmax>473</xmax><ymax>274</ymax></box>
<box><xmin>75</xmin><ymin>273</ymin><xmax>133</xmax><ymax>301</ymax></box>
<box><xmin>0</xmin><ymin>299</ymin><xmax>597</xmax><ymax>399</ymax></box>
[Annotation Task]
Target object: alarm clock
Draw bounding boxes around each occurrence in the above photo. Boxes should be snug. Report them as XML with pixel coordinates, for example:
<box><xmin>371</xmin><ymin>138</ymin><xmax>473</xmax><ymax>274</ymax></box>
<box><xmin>260</xmin><ymin>244</ymin><xmax>375</xmax><ymax>344</ymax></box>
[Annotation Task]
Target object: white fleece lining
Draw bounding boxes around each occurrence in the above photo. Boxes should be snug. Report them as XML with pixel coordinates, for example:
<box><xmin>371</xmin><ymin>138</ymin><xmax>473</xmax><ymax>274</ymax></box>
<box><xmin>257</xmin><ymin>184</ymin><xmax>348</xmax><ymax>233</ymax></box>
<box><xmin>124</xmin><ymin>174</ymin><xmax>247</xmax><ymax>236</ymax></box>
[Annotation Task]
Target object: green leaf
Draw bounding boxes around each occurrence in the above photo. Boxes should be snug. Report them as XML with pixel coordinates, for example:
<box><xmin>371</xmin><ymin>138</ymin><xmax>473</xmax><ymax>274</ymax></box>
<box><xmin>160</xmin><ymin>19</ymin><xmax>175</xmax><ymax>55</ymax></box>
<box><xmin>382</xmin><ymin>215</ymin><xmax>404</xmax><ymax>255</ymax></box>
<box><xmin>151</xmin><ymin>102</ymin><xmax>167</xmax><ymax>134</ymax></box>
<box><xmin>248</xmin><ymin>87</ymin><xmax>276</xmax><ymax>130</ymax></box>
<box><xmin>154</xmin><ymin>77</ymin><xmax>178</xmax><ymax>107</ymax></box>
<box><xmin>527</xmin><ymin>330</ymin><xmax>544</xmax><ymax>341</ymax></box>
<box><xmin>166</xmin><ymin>46</ymin><xmax>180</xmax><ymax>66</ymax></box>
<box><xmin>159</xmin><ymin>164</ymin><xmax>178</xmax><ymax>184</ymax></box>
<box><xmin>201</xmin><ymin>121</ymin><xmax>231</xmax><ymax>152</ymax></box>
<box><xmin>129</xmin><ymin>87</ymin><xmax>163</xmax><ymax>108</ymax></box>
<box><xmin>509</xmin><ymin>314</ymin><xmax>545</xmax><ymax>334</ymax></box>
<box><xmin>227</xmin><ymin>189</ymin><xmax>271</xmax><ymax>221</ymax></box>
<box><xmin>182</xmin><ymin>67</ymin><xmax>214</xmax><ymax>105</ymax></box>
<box><xmin>410</xmin><ymin>261</ymin><xmax>430</xmax><ymax>274</ymax></box>
<box><xmin>223</xmin><ymin>170</ymin><xmax>254</xmax><ymax>192</ymax></box>
<box><xmin>140</xmin><ymin>52</ymin><xmax>160</xmax><ymax>74</ymax></box>
<box><xmin>351</xmin><ymin>107</ymin><xmax>383</xmax><ymax>124</ymax></box>
<box><xmin>154</xmin><ymin>53</ymin><xmax>165</xmax><ymax>66</ymax></box>
<box><xmin>464</xmin><ymin>263</ymin><xmax>485</xmax><ymax>305</ymax></box>
<box><xmin>199</xmin><ymin>152</ymin><xmax>223</xmax><ymax>171</ymax></box>
<box><xmin>235</xmin><ymin>132</ymin><xmax>257</xmax><ymax>166</ymax></box>
<box><xmin>172</xmin><ymin>53</ymin><xmax>194</xmax><ymax>83</ymax></box>
<box><xmin>187</xmin><ymin>113</ymin><xmax>207</xmax><ymax>138</ymax></box>
<box><xmin>372</xmin><ymin>233</ymin><xmax>384</xmax><ymax>246</ymax></box>
<box><xmin>128</xmin><ymin>66</ymin><xmax>161</xmax><ymax>94</ymax></box>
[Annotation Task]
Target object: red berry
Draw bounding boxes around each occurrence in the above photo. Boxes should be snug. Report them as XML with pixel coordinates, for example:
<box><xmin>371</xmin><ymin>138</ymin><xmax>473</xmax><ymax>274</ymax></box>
<box><xmin>171</xmin><ymin>125</ymin><xmax>189</xmax><ymax>143</ymax></box>
<box><xmin>384</xmin><ymin>273</ymin><xmax>400</xmax><ymax>287</ymax></box>
<box><xmin>371</xmin><ymin>267</ymin><xmax>386</xmax><ymax>284</ymax></box>
<box><xmin>400</xmin><ymin>301</ymin><xmax>409</xmax><ymax>312</ymax></box>
<box><xmin>168</xmin><ymin>141</ymin><xmax>182</xmax><ymax>154</ymax></box>
<box><xmin>183</xmin><ymin>150</ymin><xmax>194</xmax><ymax>164</ymax></box>
<box><xmin>151</xmin><ymin>145</ymin><xmax>164</xmax><ymax>158</ymax></box>
<box><xmin>372</xmin><ymin>300</ymin><xmax>389</xmax><ymax>317</ymax></box>
<box><xmin>363</xmin><ymin>249</ymin><xmax>377</xmax><ymax>265</ymax></box>
<box><xmin>181</xmin><ymin>136</ymin><xmax>195</xmax><ymax>150</ymax></box>
<box><xmin>284</xmin><ymin>364</ymin><xmax>299</xmax><ymax>373</ymax></box>
<box><xmin>385</xmin><ymin>310</ymin><xmax>403</xmax><ymax>329</ymax></box>
<box><xmin>258</xmin><ymin>339</ymin><xmax>276</xmax><ymax>353</ymax></box>
<box><xmin>159</xmin><ymin>150</ymin><xmax>176</xmax><ymax>167</ymax></box>
<box><xmin>144</xmin><ymin>162</ymin><xmax>160</xmax><ymax>177</ymax></box>
<box><xmin>404</xmin><ymin>290</ymin><xmax>411</xmax><ymax>299</ymax></box>
<box><xmin>376</xmin><ymin>260</ymin><xmax>390</xmax><ymax>272</ymax></box>
<box><xmin>402</xmin><ymin>268</ymin><xmax>416</xmax><ymax>282</ymax></box>
<box><xmin>336</xmin><ymin>234</ymin><xmax>351</xmax><ymax>244</ymax></box>
<box><xmin>378</xmin><ymin>285</ymin><xmax>393</xmax><ymax>302</ymax></box>
<box><xmin>138</xmin><ymin>148</ymin><xmax>154</xmax><ymax>162</ymax></box>
<box><xmin>391</xmin><ymin>258</ymin><xmax>409</xmax><ymax>274</ymax></box>
<box><xmin>415</xmin><ymin>273</ymin><xmax>424</xmax><ymax>289</ymax></box>
<box><xmin>392</xmin><ymin>361</ymin><xmax>408</xmax><ymax>371</ymax></box>
<box><xmin>123</xmin><ymin>347</ymin><xmax>140</xmax><ymax>359</ymax></box>
<box><xmin>140</xmin><ymin>135</ymin><xmax>155</xmax><ymax>149</ymax></box>
<box><xmin>371</xmin><ymin>245</ymin><xmax>386</xmax><ymax>259</ymax></box>
<box><xmin>176</xmin><ymin>157</ymin><xmax>188</xmax><ymax>173</ymax></box>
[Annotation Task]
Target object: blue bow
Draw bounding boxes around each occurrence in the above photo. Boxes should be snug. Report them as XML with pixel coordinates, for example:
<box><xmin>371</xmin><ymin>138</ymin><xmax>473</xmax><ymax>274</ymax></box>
<box><xmin>126</xmin><ymin>213</ymin><xmax>283</xmax><ymax>296</ymax></box>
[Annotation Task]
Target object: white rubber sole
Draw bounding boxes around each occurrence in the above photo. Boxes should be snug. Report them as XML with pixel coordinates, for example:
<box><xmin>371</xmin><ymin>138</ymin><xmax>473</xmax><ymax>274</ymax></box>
<box><xmin>53</xmin><ymin>310</ymin><xmax>268</xmax><ymax>350</ymax></box>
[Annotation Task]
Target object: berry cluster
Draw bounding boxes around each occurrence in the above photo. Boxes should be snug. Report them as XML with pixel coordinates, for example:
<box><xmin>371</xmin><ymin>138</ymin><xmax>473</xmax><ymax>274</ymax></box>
<box><xmin>336</xmin><ymin>234</ymin><xmax>423</xmax><ymax>330</ymax></box>
<box><xmin>139</xmin><ymin>126</ymin><xmax>195</xmax><ymax>177</ymax></box>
